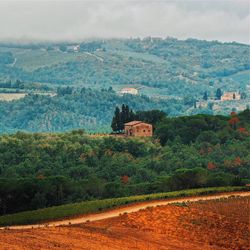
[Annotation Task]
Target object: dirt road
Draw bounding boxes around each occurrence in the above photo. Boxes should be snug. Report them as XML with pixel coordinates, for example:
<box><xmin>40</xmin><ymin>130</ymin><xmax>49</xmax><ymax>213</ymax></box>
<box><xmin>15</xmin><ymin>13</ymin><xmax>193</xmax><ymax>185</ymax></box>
<box><xmin>1</xmin><ymin>191</ymin><xmax>249</xmax><ymax>230</ymax></box>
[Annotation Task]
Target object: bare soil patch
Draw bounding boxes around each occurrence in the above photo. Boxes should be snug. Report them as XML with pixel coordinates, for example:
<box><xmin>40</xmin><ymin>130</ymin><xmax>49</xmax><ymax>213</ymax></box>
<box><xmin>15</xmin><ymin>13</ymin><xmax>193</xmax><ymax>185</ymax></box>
<box><xmin>0</xmin><ymin>196</ymin><xmax>249</xmax><ymax>250</ymax></box>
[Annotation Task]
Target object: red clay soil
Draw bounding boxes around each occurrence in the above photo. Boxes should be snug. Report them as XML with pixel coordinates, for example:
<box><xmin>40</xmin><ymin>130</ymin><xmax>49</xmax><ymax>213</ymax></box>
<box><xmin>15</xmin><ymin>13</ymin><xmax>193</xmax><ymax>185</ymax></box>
<box><xmin>0</xmin><ymin>197</ymin><xmax>249</xmax><ymax>250</ymax></box>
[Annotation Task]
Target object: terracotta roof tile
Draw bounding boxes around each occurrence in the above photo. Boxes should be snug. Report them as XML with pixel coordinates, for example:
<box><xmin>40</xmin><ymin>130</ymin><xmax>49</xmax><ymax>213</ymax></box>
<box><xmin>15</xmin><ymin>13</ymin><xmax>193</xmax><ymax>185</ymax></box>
<box><xmin>124</xmin><ymin>121</ymin><xmax>142</xmax><ymax>126</ymax></box>
<box><xmin>124</xmin><ymin>121</ymin><xmax>152</xmax><ymax>127</ymax></box>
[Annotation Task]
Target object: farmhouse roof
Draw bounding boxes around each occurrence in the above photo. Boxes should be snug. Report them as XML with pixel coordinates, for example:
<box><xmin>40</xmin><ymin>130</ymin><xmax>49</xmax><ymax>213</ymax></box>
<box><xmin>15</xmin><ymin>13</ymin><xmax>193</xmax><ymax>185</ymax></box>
<box><xmin>124</xmin><ymin>121</ymin><xmax>152</xmax><ymax>127</ymax></box>
<box><xmin>121</xmin><ymin>87</ymin><xmax>137</xmax><ymax>91</ymax></box>
<box><xmin>223</xmin><ymin>92</ymin><xmax>239</xmax><ymax>95</ymax></box>
<box><xmin>124</xmin><ymin>121</ymin><xmax>143</xmax><ymax>126</ymax></box>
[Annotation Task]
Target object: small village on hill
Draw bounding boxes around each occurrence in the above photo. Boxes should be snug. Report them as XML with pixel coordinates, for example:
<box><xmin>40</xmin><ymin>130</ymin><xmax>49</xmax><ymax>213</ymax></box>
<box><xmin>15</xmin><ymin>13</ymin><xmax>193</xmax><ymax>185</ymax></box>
<box><xmin>194</xmin><ymin>88</ymin><xmax>249</xmax><ymax>113</ymax></box>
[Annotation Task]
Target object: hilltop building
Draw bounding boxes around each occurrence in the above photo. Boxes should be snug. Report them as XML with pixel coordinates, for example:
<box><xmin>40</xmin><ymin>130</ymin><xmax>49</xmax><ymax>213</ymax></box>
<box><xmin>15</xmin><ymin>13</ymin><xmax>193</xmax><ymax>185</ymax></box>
<box><xmin>120</xmin><ymin>88</ymin><xmax>139</xmax><ymax>95</ymax></box>
<box><xmin>73</xmin><ymin>45</ymin><xmax>80</xmax><ymax>52</ymax></box>
<box><xmin>221</xmin><ymin>92</ymin><xmax>241</xmax><ymax>101</ymax></box>
<box><xmin>124</xmin><ymin>121</ymin><xmax>153</xmax><ymax>137</ymax></box>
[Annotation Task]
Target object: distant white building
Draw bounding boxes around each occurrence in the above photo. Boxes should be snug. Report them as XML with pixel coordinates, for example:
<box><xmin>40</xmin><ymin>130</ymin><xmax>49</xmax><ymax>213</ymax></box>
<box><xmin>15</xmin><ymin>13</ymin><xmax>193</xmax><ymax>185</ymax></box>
<box><xmin>221</xmin><ymin>92</ymin><xmax>241</xmax><ymax>101</ymax></box>
<box><xmin>73</xmin><ymin>45</ymin><xmax>80</xmax><ymax>52</ymax></box>
<box><xmin>120</xmin><ymin>87</ymin><xmax>139</xmax><ymax>95</ymax></box>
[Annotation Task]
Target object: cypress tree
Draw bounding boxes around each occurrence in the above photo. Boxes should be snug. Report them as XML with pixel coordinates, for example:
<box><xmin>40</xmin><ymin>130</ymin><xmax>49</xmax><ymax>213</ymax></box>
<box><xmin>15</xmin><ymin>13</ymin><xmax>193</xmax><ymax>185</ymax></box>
<box><xmin>111</xmin><ymin>116</ymin><xmax>117</xmax><ymax>132</ymax></box>
<box><xmin>120</xmin><ymin>104</ymin><xmax>126</xmax><ymax>130</ymax></box>
<box><xmin>203</xmin><ymin>91</ymin><xmax>208</xmax><ymax>101</ymax></box>
<box><xmin>216</xmin><ymin>88</ymin><xmax>222</xmax><ymax>100</ymax></box>
<box><xmin>111</xmin><ymin>105</ymin><xmax>135</xmax><ymax>132</ymax></box>
<box><xmin>129</xmin><ymin>108</ymin><xmax>135</xmax><ymax>121</ymax></box>
<box><xmin>124</xmin><ymin>105</ymin><xmax>130</xmax><ymax>122</ymax></box>
<box><xmin>111</xmin><ymin>107</ymin><xmax>121</xmax><ymax>132</ymax></box>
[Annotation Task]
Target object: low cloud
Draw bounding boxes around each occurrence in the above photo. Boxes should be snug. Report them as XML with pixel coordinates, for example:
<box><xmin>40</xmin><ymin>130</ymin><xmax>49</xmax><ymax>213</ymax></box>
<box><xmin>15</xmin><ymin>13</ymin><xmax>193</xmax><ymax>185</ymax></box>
<box><xmin>0</xmin><ymin>0</ymin><xmax>249</xmax><ymax>44</ymax></box>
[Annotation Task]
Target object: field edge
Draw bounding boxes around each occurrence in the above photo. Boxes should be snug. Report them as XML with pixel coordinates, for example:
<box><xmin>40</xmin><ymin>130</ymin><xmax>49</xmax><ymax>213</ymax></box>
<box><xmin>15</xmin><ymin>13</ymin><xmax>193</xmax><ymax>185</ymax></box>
<box><xmin>0</xmin><ymin>186</ymin><xmax>249</xmax><ymax>227</ymax></box>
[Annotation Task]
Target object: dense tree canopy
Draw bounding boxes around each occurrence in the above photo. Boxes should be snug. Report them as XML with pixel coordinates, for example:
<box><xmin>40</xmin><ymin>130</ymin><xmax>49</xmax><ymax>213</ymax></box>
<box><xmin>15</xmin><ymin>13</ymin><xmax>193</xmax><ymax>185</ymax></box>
<box><xmin>0</xmin><ymin>88</ymin><xmax>185</xmax><ymax>133</ymax></box>
<box><xmin>0</xmin><ymin>110</ymin><xmax>249</xmax><ymax>215</ymax></box>
<box><xmin>111</xmin><ymin>105</ymin><xmax>135</xmax><ymax>132</ymax></box>
<box><xmin>0</xmin><ymin>38</ymin><xmax>249</xmax><ymax>98</ymax></box>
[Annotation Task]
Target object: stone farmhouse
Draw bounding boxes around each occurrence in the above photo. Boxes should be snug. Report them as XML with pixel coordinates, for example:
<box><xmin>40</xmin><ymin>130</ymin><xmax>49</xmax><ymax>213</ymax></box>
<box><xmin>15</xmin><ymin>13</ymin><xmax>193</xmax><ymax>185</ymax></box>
<box><xmin>124</xmin><ymin>121</ymin><xmax>153</xmax><ymax>137</ymax></box>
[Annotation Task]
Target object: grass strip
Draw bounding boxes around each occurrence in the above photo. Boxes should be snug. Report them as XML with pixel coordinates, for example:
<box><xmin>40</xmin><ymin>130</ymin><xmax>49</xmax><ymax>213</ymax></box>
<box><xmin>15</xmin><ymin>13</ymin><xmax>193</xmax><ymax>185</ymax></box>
<box><xmin>0</xmin><ymin>186</ymin><xmax>248</xmax><ymax>226</ymax></box>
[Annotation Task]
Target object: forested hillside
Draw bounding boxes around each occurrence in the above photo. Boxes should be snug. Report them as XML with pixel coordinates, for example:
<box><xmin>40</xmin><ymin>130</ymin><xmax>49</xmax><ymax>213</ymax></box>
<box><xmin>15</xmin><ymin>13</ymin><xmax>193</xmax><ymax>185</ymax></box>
<box><xmin>0</xmin><ymin>88</ymin><xmax>186</xmax><ymax>133</ymax></box>
<box><xmin>0</xmin><ymin>110</ymin><xmax>249</xmax><ymax>215</ymax></box>
<box><xmin>0</xmin><ymin>38</ymin><xmax>249</xmax><ymax>97</ymax></box>
<box><xmin>0</xmin><ymin>38</ymin><xmax>249</xmax><ymax>133</ymax></box>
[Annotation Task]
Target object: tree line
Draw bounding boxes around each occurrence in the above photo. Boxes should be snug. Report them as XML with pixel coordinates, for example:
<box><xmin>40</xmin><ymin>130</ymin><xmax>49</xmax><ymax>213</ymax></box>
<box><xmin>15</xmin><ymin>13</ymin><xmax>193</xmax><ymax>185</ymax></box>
<box><xmin>0</xmin><ymin>109</ymin><xmax>249</xmax><ymax>215</ymax></box>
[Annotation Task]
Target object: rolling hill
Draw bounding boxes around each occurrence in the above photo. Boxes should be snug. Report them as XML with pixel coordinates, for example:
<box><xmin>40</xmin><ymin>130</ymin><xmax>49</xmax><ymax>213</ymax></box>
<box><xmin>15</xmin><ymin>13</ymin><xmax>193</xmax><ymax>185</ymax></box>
<box><xmin>0</xmin><ymin>38</ymin><xmax>249</xmax><ymax>133</ymax></box>
<box><xmin>0</xmin><ymin>38</ymin><xmax>249</xmax><ymax>97</ymax></box>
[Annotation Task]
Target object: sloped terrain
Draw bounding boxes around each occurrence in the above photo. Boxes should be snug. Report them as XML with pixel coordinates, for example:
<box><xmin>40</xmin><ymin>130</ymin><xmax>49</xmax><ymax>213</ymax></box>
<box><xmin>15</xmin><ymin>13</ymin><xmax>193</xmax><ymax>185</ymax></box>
<box><xmin>0</xmin><ymin>38</ymin><xmax>249</xmax><ymax>133</ymax></box>
<box><xmin>0</xmin><ymin>196</ymin><xmax>249</xmax><ymax>250</ymax></box>
<box><xmin>1</xmin><ymin>38</ymin><xmax>249</xmax><ymax>95</ymax></box>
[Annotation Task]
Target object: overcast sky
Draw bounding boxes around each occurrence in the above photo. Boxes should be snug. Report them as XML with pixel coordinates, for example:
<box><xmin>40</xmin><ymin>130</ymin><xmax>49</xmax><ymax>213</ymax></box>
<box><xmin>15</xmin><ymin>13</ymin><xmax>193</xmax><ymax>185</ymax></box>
<box><xmin>0</xmin><ymin>0</ymin><xmax>249</xmax><ymax>44</ymax></box>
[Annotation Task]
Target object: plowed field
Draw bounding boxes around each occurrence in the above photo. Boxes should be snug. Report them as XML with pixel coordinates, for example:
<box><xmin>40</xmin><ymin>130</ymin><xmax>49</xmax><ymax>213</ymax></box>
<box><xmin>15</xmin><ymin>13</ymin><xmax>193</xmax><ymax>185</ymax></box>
<box><xmin>0</xmin><ymin>196</ymin><xmax>249</xmax><ymax>250</ymax></box>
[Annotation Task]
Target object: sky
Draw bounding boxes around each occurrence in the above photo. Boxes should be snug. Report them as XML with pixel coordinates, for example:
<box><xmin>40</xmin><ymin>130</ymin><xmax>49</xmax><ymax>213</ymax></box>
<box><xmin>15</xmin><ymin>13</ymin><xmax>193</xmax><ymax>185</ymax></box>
<box><xmin>0</xmin><ymin>0</ymin><xmax>249</xmax><ymax>44</ymax></box>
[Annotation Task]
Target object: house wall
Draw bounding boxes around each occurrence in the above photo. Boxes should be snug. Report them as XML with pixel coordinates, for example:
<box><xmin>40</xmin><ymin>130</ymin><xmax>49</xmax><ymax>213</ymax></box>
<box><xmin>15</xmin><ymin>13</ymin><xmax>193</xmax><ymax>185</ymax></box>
<box><xmin>120</xmin><ymin>88</ymin><xmax>138</xmax><ymax>95</ymax></box>
<box><xmin>221</xmin><ymin>92</ymin><xmax>241</xmax><ymax>101</ymax></box>
<box><xmin>125</xmin><ymin>124</ymin><xmax>153</xmax><ymax>137</ymax></box>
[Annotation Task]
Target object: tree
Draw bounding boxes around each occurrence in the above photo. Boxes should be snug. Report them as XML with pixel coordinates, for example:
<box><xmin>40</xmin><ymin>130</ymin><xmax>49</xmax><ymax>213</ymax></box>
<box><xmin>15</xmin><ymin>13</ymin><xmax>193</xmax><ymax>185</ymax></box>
<box><xmin>59</xmin><ymin>45</ymin><xmax>67</xmax><ymax>52</ymax></box>
<box><xmin>241</xmin><ymin>92</ymin><xmax>247</xmax><ymax>100</ymax></box>
<box><xmin>129</xmin><ymin>108</ymin><xmax>135</xmax><ymax>121</ymax></box>
<box><xmin>57</xmin><ymin>86</ymin><xmax>73</xmax><ymax>95</ymax></box>
<box><xmin>0</xmin><ymin>110</ymin><xmax>249</xmax><ymax>215</ymax></box>
<box><xmin>170</xmin><ymin>167</ymin><xmax>208</xmax><ymax>190</ymax></box>
<box><xmin>135</xmin><ymin>110</ymin><xmax>166</xmax><ymax>127</ymax></box>
<box><xmin>207</xmin><ymin>162</ymin><xmax>216</xmax><ymax>170</ymax></box>
<box><xmin>120</xmin><ymin>104</ymin><xmax>130</xmax><ymax>130</ymax></box>
<box><xmin>194</xmin><ymin>100</ymin><xmax>197</xmax><ymax>109</ymax></box>
<box><xmin>111</xmin><ymin>105</ymin><xmax>135</xmax><ymax>132</ymax></box>
<box><xmin>184</xmin><ymin>96</ymin><xmax>195</xmax><ymax>105</ymax></box>
<box><xmin>203</xmin><ymin>91</ymin><xmax>208</xmax><ymax>101</ymax></box>
<box><xmin>208</xmin><ymin>102</ymin><xmax>214</xmax><ymax>110</ymax></box>
<box><xmin>196</xmin><ymin>131</ymin><xmax>219</xmax><ymax>145</ymax></box>
<box><xmin>121</xmin><ymin>175</ymin><xmax>129</xmax><ymax>184</ymax></box>
<box><xmin>216</xmin><ymin>88</ymin><xmax>222</xmax><ymax>100</ymax></box>
<box><xmin>108</xmin><ymin>86</ymin><xmax>114</xmax><ymax>92</ymax></box>
<box><xmin>124</xmin><ymin>105</ymin><xmax>131</xmax><ymax>123</ymax></box>
<box><xmin>111</xmin><ymin>107</ymin><xmax>122</xmax><ymax>132</ymax></box>
<box><xmin>228</xmin><ymin>112</ymin><xmax>240</xmax><ymax>130</ymax></box>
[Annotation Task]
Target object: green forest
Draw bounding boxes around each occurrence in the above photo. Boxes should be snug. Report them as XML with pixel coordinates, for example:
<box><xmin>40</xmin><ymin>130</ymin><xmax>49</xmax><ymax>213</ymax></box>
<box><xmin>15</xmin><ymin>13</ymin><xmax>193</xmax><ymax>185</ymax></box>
<box><xmin>0</xmin><ymin>37</ymin><xmax>249</xmax><ymax>217</ymax></box>
<box><xmin>0</xmin><ymin>86</ymin><xmax>248</xmax><ymax>134</ymax></box>
<box><xmin>0</xmin><ymin>109</ymin><xmax>249</xmax><ymax>216</ymax></box>
<box><xmin>0</xmin><ymin>38</ymin><xmax>249</xmax><ymax>133</ymax></box>
<box><xmin>0</xmin><ymin>38</ymin><xmax>249</xmax><ymax>97</ymax></box>
<box><xmin>0</xmin><ymin>39</ymin><xmax>249</xmax><ymax>92</ymax></box>
<box><xmin>0</xmin><ymin>87</ymin><xmax>187</xmax><ymax>133</ymax></box>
